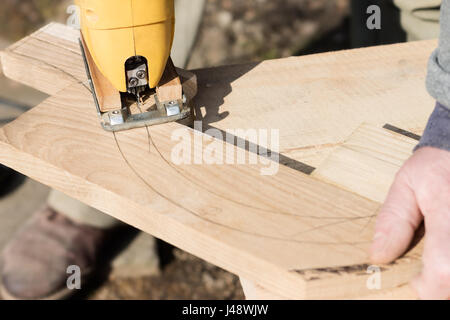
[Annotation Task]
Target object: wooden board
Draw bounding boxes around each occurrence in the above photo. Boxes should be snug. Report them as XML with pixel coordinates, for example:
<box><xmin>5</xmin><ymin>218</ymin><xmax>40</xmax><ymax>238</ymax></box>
<box><xmin>2</xmin><ymin>24</ymin><xmax>435</xmax><ymax>168</ymax></box>
<box><xmin>156</xmin><ymin>57</ymin><xmax>183</xmax><ymax>103</ymax></box>
<box><xmin>242</xmin><ymin>124</ymin><xmax>423</xmax><ymax>299</ymax></box>
<box><xmin>0</xmin><ymin>23</ymin><xmax>436</xmax><ymax>299</ymax></box>
<box><xmin>313</xmin><ymin>123</ymin><xmax>419</xmax><ymax>203</ymax></box>
<box><xmin>80</xmin><ymin>35</ymin><xmax>121</xmax><ymax>112</ymax></box>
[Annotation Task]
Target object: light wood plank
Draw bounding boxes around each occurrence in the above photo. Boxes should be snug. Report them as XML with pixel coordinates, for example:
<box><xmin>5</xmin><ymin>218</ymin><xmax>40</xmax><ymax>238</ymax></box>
<box><xmin>1</xmin><ymin>23</ymin><xmax>436</xmax><ymax>168</ymax></box>
<box><xmin>156</xmin><ymin>57</ymin><xmax>183</xmax><ymax>103</ymax></box>
<box><xmin>0</xmin><ymin>83</ymin><xmax>385</xmax><ymax>299</ymax></box>
<box><xmin>310</xmin><ymin>124</ymin><xmax>424</xmax><ymax>299</ymax></box>
<box><xmin>192</xmin><ymin>41</ymin><xmax>436</xmax><ymax>167</ymax></box>
<box><xmin>313</xmin><ymin>123</ymin><xmax>418</xmax><ymax>203</ymax></box>
<box><xmin>240</xmin><ymin>277</ymin><xmax>419</xmax><ymax>300</ymax></box>
<box><xmin>240</xmin><ymin>277</ymin><xmax>290</xmax><ymax>300</ymax></box>
<box><xmin>0</xmin><ymin>23</ymin><xmax>435</xmax><ymax>299</ymax></box>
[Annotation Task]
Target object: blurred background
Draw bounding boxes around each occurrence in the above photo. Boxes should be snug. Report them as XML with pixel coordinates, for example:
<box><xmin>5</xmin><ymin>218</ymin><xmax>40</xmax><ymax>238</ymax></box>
<box><xmin>0</xmin><ymin>0</ymin><xmax>405</xmax><ymax>299</ymax></box>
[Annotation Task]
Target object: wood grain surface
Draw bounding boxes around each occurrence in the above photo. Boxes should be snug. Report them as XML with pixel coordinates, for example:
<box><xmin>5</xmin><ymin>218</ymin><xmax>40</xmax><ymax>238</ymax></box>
<box><xmin>0</xmin><ymin>23</ymin><xmax>436</xmax><ymax>299</ymax></box>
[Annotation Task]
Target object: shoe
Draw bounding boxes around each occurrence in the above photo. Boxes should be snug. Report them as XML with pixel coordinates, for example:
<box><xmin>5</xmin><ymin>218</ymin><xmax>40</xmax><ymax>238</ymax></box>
<box><xmin>0</xmin><ymin>206</ymin><xmax>108</xmax><ymax>300</ymax></box>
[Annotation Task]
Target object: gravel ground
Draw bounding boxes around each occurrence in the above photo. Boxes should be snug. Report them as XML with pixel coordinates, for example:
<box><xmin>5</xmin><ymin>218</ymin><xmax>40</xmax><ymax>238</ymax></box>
<box><xmin>0</xmin><ymin>0</ymin><xmax>349</xmax><ymax>67</ymax></box>
<box><xmin>0</xmin><ymin>0</ymin><xmax>349</xmax><ymax>300</ymax></box>
<box><xmin>0</xmin><ymin>0</ymin><xmax>70</xmax><ymax>41</ymax></box>
<box><xmin>90</xmin><ymin>249</ymin><xmax>245</xmax><ymax>300</ymax></box>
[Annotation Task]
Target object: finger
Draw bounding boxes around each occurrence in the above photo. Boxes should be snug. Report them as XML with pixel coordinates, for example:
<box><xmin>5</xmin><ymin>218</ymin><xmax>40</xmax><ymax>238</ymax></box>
<box><xmin>412</xmin><ymin>207</ymin><xmax>450</xmax><ymax>300</ymax></box>
<box><xmin>370</xmin><ymin>170</ymin><xmax>423</xmax><ymax>264</ymax></box>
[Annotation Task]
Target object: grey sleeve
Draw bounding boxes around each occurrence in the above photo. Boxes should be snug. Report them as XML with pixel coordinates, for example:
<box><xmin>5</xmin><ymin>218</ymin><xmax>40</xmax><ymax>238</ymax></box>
<box><xmin>415</xmin><ymin>102</ymin><xmax>450</xmax><ymax>151</ymax></box>
<box><xmin>419</xmin><ymin>0</ymin><xmax>450</xmax><ymax>152</ymax></box>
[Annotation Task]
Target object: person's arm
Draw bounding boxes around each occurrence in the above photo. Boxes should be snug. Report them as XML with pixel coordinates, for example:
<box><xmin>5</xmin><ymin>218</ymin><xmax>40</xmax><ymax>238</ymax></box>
<box><xmin>371</xmin><ymin>0</ymin><xmax>450</xmax><ymax>299</ymax></box>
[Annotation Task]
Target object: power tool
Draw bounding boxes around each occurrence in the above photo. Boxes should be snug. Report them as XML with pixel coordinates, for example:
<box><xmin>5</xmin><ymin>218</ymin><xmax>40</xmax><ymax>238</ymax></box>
<box><xmin>76</xmin><ymin>0</ymin><xmax>192</xmax><ymax>131</ymax></box>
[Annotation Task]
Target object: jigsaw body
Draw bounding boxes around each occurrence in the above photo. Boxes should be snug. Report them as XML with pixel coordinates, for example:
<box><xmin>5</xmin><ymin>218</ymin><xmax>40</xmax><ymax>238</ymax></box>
<box><xmin>76</xmin><ymin>0</ymin><xmax>192</xmax><ymax>131</ymax></box>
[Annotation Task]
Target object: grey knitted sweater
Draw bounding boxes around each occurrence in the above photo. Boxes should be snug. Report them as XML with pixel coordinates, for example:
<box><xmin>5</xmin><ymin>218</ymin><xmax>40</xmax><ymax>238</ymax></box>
<box><xmin>421</xmin><ymin>0</ymin><xmax>450</xmax><ymax>151</ymax></box>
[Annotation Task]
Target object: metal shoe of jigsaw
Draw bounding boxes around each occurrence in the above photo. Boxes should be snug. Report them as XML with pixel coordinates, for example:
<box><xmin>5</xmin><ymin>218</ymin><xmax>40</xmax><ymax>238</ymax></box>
<box><xmin>76</xmin><ymin>0</ymin><xmax>193</xmax><ymax>131</ymax></box>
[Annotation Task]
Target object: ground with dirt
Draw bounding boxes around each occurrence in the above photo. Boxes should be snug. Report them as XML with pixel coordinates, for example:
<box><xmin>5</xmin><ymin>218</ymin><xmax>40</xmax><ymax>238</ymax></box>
<box><xmin>0</xmin><ymin>0</ymin><xmax>349</xmax><ymax>68</ymax></box>
<box><xmin>90</xmin><ymin>249</ymin><xmax>245</xmax><ymax>300</ymax></box>
<box><xmin>188</xmin><ymin>0</ymin><xmax>349</xmax><ymax>68</ymax></box>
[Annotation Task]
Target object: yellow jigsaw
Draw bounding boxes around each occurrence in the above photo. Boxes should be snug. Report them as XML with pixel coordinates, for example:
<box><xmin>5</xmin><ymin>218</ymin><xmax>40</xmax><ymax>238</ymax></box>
<box><xmin>76</xmin><ymin>0</ymin><xmax>191</xmax><ymax>131</ymax></box>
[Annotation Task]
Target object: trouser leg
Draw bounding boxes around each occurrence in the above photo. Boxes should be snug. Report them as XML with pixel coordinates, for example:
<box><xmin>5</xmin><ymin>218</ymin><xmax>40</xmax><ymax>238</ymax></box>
<box><xmin>394</xmin><ymin>0</ymin><xmax>441</xmax><ymax>40</ymax></box>
<box><xmin>172</xmin><ymin>0</ymin><xmax>206</xmax><ymax>68</ymax></box>
<box><xmin>47</xmin><ymin>190</ymin><xmax>120</xmax><ymax>229</ymax></box>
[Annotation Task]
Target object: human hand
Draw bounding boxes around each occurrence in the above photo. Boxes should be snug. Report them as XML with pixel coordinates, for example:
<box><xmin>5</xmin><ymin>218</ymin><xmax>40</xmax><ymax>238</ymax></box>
<box><xmin>370</xmin><ymin>147</ymin><xmax>450</xmax><ymax>299</ymax></box>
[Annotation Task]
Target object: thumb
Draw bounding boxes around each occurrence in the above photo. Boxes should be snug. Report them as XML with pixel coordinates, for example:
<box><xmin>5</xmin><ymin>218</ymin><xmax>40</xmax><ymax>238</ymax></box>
<box><xmin>370</xmin><ymin>170</ymin><xmax>423</xmax><ymax>264</ymax></box>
